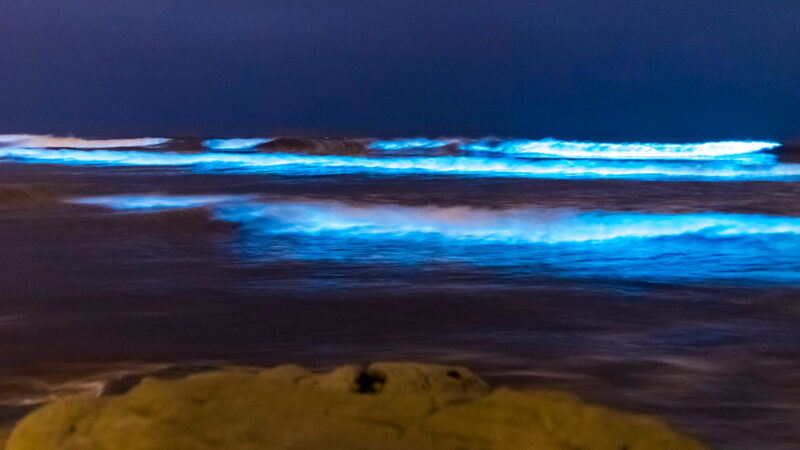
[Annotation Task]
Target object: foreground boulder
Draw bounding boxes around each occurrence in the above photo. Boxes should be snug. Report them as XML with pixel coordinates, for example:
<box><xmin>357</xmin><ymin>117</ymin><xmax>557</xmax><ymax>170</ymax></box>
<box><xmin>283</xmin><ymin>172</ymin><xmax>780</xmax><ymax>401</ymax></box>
<box><xmin>6</xmin><ymin>362</ymin><xmax>706</xmax><ymax>450</ymax></box>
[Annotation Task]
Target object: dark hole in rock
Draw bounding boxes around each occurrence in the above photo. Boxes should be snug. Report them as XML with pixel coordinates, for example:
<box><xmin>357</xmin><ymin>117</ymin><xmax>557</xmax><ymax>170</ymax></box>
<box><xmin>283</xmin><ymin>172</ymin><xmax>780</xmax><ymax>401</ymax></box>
<box><xmin>355</xmin><ymin>371</ymin><xmax>386</xmax><ymax>394</ymax></box>
<box><xmin>446</xmin><ymin>370</ymin><xmax>461</xmax><ymax>379</ymax></box>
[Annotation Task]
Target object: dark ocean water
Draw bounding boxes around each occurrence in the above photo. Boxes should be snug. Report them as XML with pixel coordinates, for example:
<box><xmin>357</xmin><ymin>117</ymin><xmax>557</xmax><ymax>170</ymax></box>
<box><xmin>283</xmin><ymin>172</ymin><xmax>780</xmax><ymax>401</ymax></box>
<box><xmin>1</xmin><ymin>135</ymin><xmax>799</xmax><ymax>449</ymax></box>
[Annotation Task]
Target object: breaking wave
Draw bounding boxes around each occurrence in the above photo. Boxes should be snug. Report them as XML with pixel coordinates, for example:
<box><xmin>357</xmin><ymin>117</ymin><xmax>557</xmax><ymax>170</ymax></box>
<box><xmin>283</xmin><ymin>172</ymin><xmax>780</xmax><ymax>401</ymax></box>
<box><xmin>3</xmin><ymin>148</ymin><xmax>800</xmax><ymax>181</ymax></box>
<box><xmin>0</xmin><ymin>134</ymin><xmax>168</xmax><ymax>149</ymax></box>
<box><xmin>204</xmin><ymin>138</ymin><xmax>271</xmax><ymax>150</ymax></box>
<box><xmin>219</xmin><ymin>202</ymin><xmax>800</xmax><ymax>243</ymax></box>
<box><xmin>62</xmin><ymin>195</ymin><xmax>800</xmax><ymax>284</ymax></box>
<box><xmin>0</xmin><ymin>135</ymin><xmax>779</xmax><ymax>161</ymax></box>
<box><xmin>461</xmin><ymin>139</ymin><xmax>780</xmax><ymax>160</ymax></box>
<box><xmin>370</xmin><ymin>138</ymin><xmax>458</xmax><ymax>150</ymax></box>
<box><xmin>67</xmin><ymin>195</ymin><xmax>800</xmax><ymax>282</ymax></box>
<box><xmin>370</xmin><ymin>138</ymin><xmax>780</xmax><ymax>161</ymax></box>
<box><xmin>73</xmin><ymin>195</ymin><xmax>800</xmax><ymax>243</ymax></box>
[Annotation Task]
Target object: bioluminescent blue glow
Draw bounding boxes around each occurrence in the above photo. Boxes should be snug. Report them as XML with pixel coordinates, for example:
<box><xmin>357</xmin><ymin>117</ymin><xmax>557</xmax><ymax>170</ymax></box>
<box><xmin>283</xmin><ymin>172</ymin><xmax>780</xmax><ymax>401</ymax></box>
<box><xmin>70</xmin><ymin>195</ymin><xmax>239</xmax><ymax>211</ymax></box>
<box><xmin>370</xmin><ymin>138</ymin><xmax>455</xmax><ymax>150</ymax></box>
<box><xmin>73</xmin><ymin>195</ymin><xmax>800</xmax><ymax>284</ymax></box>
<box><xmin>461</xmin><ymin>139</ymin><xmax>781</xmax><ymax>160</ymax></box>
<box><xmin>0</xmin><ymin>134</ymin><xmax>168</xmax><ymax>149</ymax></box>
<box><xmin>0</xmin><ymin>135</ymin><xmax>780</xmax><ymax>162</ymax></box>
<box><xmin>203</xmin><ymin>138</ymin><xmax>271</xmax><ymax>150</ymax></box>
<box><xmin>216</xmin><ymin>202</ymin><xmax>800</xmax><ymax>242</ymax></box>
<box><xmin>79</xmin><ymin>195</ymin><xmax>800</xmax><ymax>242</ymax></box>
<box><xmin>2</xmin><ymin>147</ymin><xmax>800</xmax><ymax>181</ymax></box>
<box><xmin>369</xmin><ymin>137</ymin><xmax>781</xmax><ymax>161</ymax></box>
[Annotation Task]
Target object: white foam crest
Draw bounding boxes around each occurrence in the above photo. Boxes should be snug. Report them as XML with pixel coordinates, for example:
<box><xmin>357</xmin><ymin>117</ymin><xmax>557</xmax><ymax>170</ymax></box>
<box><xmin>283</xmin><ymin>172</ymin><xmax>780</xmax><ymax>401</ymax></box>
<box><xmin>463</xmin><ymin>139</ymin><xmax>781</xmax><ymax>160</ymax></box>
<box><xmin>0</xmin><ymin>134</ymin><xmax>168</xmax><ymax>149</ymax></box>
<box><xmin>3</xmin><ymin>148</ymin><xmax>800</xmax><ymax>180</ymax></box>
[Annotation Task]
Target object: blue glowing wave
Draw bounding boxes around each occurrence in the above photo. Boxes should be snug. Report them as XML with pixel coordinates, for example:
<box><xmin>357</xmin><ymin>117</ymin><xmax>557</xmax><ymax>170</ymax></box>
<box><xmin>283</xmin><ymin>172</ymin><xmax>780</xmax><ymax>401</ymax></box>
<box><xmin>369</xmin><ymin>138</ymin><xmax>780</xmax><ymax>161</ymax></box>
<box><xmin>74</xmin><ymin>195</ymin><xmax>800</xmax><ymax>243</ymax></box>
<box><xmin>370</xmin><ymin>138</ymin><xmax>455</xmax><ymax>150</ymax></box>
<box><xmin>3</xmin><ymin>148</ymin><xmax>800</xmax><ymax>181</ymax></box>
<box><xmin>218</xmin><ymin>202</ymin><xmax>800</xmax><ymax>242</ymax></box>
<box><xmin>71</xmin><ymin>195</ymin><xmax>240</xmax><ymax>210</ymax></box>
<box><xmin>203</xmin><ymin>138</ymin><xmax>271</xmax><ymax>150</ymax></box>
<box><xmin>462</xmin><ymin>139</ymin><xmax>780</xmax><ymax>160</ymax></box>
<box><xmin>71</xmin><ymin>195</ymin><xmax>800</xmax><ymax>284</ymax></box>
<box><xmin>1</xmin><ymin>135</ymin><xmax>779</xmax><ymax>162</ymax></box>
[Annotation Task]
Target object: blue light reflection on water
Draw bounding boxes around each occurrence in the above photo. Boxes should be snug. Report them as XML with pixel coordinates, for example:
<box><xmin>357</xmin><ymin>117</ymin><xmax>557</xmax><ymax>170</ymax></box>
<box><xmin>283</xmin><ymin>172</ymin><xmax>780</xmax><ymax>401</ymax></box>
<box><xmin>71</xmin><ymin>195</ymin><xmax>800</xmax><ymax>285</ymax></box>
<box><xmin>3</xmin><ymin>148</ymin><xmax>800</xmax><ymax>181</ymax></box>
<box><xmin>203</xmin><ymin>138</ymin><xmax>271</xmax><ymax>150</ymax></box>
<box><xmin>71</xmin><ymin>195</ymin><xmax>239</xmax><ymax>210</ymax></box>
<box><xmin>370</xmin><ymin>139</ymin><xmax>454</xmax><ymax>150</ymax></box>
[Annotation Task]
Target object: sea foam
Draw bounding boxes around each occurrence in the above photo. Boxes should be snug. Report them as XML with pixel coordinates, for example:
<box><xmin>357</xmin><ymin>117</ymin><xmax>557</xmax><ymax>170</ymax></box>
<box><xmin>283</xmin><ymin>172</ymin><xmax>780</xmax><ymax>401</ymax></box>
<box><xmin>0</xmin><ymin>134</ymin><xmax>168</xmax><ymax>149</ymax></box>
<box><xmin>3</xmin><ymin>148</ymin><xmax>800</xmax><ymax>181</ymax></box>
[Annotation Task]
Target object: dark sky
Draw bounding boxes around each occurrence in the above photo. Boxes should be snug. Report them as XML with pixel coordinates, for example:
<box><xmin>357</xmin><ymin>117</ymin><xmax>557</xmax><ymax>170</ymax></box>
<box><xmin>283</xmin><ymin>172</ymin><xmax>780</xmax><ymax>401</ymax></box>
<box><xmin>1</xmin><ymin>0</ymin><xmax>798</xmax><ymax>141</ymax></box>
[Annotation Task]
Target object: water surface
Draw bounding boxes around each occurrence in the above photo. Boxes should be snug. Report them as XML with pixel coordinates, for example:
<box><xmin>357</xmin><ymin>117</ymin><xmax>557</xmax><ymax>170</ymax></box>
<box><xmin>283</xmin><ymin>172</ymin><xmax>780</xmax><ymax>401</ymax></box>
<box><xmin>1</xmin><ymin>135</ymin><xmax>799</xmax><ymax>449</ymax></box>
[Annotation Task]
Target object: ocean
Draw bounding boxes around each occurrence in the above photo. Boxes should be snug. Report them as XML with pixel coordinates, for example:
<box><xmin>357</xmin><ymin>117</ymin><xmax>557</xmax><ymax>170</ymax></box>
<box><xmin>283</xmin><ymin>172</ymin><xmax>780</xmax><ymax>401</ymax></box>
<box><xmin>1</xmin><ymin>135</ymin><xmax>799</xmax><ymax>449</ymax></box>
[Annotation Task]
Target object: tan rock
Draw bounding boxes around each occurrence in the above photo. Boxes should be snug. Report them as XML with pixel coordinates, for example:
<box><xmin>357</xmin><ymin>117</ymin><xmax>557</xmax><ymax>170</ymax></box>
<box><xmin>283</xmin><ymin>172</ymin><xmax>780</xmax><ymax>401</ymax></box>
<box><xmin>6</xmin><ymin>362</ymin><xmax>706</xmax><ymax>450</ymax></box>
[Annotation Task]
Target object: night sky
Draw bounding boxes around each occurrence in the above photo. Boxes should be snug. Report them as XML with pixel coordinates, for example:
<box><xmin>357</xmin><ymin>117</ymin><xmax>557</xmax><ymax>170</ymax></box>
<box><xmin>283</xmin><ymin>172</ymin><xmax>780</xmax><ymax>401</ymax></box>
<box><xmin>1</xmin><ymin>0</ymin><xmax>798</xmax><ymax>141</ymax></box>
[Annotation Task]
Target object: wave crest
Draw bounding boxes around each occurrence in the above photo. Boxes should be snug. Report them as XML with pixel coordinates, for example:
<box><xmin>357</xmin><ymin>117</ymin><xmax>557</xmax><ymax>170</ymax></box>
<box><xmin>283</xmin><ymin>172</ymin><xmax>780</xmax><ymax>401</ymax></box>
<box><xmin>71</xmin><ymin>195</ymin><xmax>800</xmax><ymax>243</ymax></box>
<box><xmin>63</xmin><ymin>195</ymin><xmax>800</xmax><ymax>283</ymax></box>
<box><xmin>258</xmin><ymin>137</ymin><xmax>371</xmax><ymax>156</ymax></box>
<box><xmin>462</xmin><ymin>139</ymin><xmax>780</xmax><ymax>160</ymax></box>
<box><xmin>2</xmin><ymin>148</ymin><xmax>798</xmax><ymax>181</ymax></box>
<box><xmin>0</xmin><ymin>134</ymin><xmax>168</xmax><ymax>149</ymax></box>
<box><xmin>218</xmin><ymin>201</ymin><xmax>800</xmax><ymax>242</ymax></box>
<box><xmin>204</xmin><ymin>138</ymin><xmax>271</xmax><ymax>151</ymax></box>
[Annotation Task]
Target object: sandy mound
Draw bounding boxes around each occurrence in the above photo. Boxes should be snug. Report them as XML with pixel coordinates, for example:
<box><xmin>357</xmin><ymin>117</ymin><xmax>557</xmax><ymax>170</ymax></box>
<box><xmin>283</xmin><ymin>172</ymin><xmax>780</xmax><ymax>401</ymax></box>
<box><xmin>5</xmin><ymin>362</ymin><xmax>706</xmax><ymax>450</ymax></box>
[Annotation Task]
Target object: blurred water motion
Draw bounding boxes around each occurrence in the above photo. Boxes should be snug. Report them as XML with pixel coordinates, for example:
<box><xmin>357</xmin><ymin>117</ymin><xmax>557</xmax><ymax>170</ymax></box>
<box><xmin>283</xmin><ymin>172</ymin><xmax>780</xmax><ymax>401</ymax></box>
<box><xmin>1</xmin><ymin>136</ymin><xmax>799</xmax><ymax>449</ymax></box>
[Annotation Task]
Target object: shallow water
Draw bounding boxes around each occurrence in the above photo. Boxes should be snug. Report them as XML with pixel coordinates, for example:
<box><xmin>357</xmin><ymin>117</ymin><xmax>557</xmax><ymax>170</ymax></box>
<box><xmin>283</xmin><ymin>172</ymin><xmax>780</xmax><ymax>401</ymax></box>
<box><xmin>1</xmin><ymin>136</ymin><xmax>799</xmax><ymax>449</ymax></box>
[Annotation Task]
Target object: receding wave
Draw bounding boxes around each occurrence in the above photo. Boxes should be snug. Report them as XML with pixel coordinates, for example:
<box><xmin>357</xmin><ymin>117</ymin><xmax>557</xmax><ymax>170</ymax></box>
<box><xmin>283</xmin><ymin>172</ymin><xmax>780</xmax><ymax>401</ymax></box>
<box><xmin>0</xmin><ymin>134</ymin><xmax>168</xmax><ymax>149</ymax></box>
<box><xmin>62</xmin><ymin>195</ymin><xmax>800</xmax><ymax>283</ymax></box>
<box><xmin>73</xmin><ymin>195</ymin><xmax>800</xmax><ymax>242</ymax></box>
<box><xmin>71</xmin><ymin>195</ymin><xmax>240</xmax><ymax>210</ymax></box>
<box><xmin>0</xmin><ymin>363</ymin><xmax>171</xmax><ymax>407</ymax></box>
<box><xmin>219</xmin><ymin>202</ymin><xmax>800</xmax><ymax>242</ymax></box>
<box><xmin>69</xmin><ymin>195</ymin><xmax>240</xmax><ymax>232</ymax></box>
<box><xmin>4</xmin><ymin>148</ymin><xmax>800</xmax><ymax>181</ymax></box>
